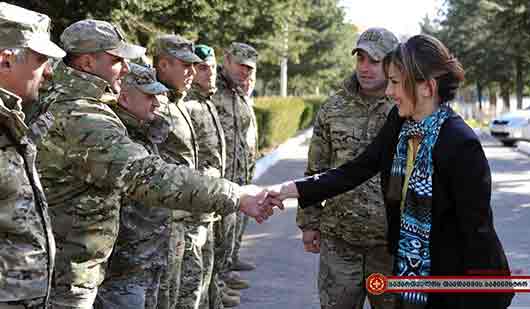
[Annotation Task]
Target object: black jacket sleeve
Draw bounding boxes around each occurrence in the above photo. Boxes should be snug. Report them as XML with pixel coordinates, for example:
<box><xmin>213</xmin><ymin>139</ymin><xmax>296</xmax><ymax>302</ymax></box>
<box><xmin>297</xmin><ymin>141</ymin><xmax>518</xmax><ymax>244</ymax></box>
<box><xmin>296</xmin><ymin>106</ymin><xmax>402</xmax><ymax>208</ymax></box>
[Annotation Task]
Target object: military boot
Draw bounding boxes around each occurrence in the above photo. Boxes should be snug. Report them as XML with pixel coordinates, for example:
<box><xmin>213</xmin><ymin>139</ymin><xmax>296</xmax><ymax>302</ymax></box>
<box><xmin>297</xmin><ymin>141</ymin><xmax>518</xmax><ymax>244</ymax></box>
<box><xmin>221</xmin><ymin>291</ymin><xmax>240</xmax><ymax>308</ymax></box>
<box><xmin>220</xmin><ymin>271</ymin><xmax>250</xmax><ymax>290</ymax></box>
<box><xmin>223</xmin><ymin>286</ymin><xmax>241</xmax><ymax>297</ymax></box>
<box><xmin>231</xmin><ymin>258</ymin><xmax>256</xmax><ymax>271</ymax></box>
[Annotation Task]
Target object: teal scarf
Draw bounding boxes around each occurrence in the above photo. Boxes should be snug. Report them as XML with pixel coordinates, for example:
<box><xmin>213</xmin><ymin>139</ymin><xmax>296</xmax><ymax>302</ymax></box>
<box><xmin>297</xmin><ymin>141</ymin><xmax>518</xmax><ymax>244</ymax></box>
<box><xmin>390</xmin><ymin>105</ymin><xmax>451</xmax><ymax>305</ymax></box>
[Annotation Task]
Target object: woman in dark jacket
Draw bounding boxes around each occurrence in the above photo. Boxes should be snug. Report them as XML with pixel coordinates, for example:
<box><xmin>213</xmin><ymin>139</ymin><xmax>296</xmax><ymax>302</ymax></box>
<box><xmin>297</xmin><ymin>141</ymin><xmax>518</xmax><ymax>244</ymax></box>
<box><xmin>271</xmin><ymin>34</ymin><xmax>513</xmax><ymax>309</ymax></box>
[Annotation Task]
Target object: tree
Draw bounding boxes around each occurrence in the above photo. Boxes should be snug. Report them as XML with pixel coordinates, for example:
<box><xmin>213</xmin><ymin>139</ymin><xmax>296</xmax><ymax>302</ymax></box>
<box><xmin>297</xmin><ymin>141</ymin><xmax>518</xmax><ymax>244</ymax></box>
<box><xmin>276</xmin><ymin>0</ymin><xmax>358</xmax><ymax>95</ymax></box>
<box><xmin>423</xmin><ymin>0</ymin><xmax>530</xmax><ymax>110</ymax></box>
<box><xmin>13</xmin><ymin>0</ymin><xmax>356</xmax><ymax>96</ymax></box>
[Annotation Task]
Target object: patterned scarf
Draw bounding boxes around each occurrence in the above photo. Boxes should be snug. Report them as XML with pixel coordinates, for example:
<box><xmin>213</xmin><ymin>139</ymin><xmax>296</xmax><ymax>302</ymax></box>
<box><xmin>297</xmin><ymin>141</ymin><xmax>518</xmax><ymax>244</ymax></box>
<box><xmin>390</xmin><ymin>105</ymin><xmax>451</xmax><ymax>305</ymax></box>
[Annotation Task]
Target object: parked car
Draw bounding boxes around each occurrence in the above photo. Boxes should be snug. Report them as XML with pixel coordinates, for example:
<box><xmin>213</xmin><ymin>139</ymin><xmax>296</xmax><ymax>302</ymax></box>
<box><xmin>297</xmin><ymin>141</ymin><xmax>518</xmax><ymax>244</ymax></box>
<box><xmin>490</xmin><ymin>107</ymin><xmax>530</xmax><ymax>146</ymax></box>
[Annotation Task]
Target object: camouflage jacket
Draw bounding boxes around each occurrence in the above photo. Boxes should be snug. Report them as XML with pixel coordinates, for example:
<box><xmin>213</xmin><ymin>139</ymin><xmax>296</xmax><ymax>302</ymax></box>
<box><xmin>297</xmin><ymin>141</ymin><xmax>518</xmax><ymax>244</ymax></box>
<box><xmin>186</xmin><ymin>86</ymin><xmax>226</xmax><ymax>179</ymax></box>
<box><xmin>36</xmin><ymin>62</ymin><xmax>240</xmax><ymax>293</ymax></box>
<box><xmin>0</xmin><ymin>88</ymin><xmax>55</xmax><ymax>304</ymax></box>
<box><xmin>212</xmin><ymin>67</ymin><xmax>258</xmax><ymax>185</ymax></box>
<box><xmin>105</xmin><ymin>103</ymin><xmax>172</xmax><ymax>278</ymax></box>
<box><xmin>185</xmin><ymin>87</ymin><xmax>226</xmax><ymax>222</ymax></box>
<box><xmin>296</xmin><ymin>74</ymin><xmax>394</xmax><ymax>247</ymax></box>
<box><xmin>157</xmin><ymin>90</ymin><xmax>198</xmax><ymax>168</ymax></box>
<box><xmin>156</xmin><ymin>89</ymin><xmax>203</xmax><ymax>221</ymax></box>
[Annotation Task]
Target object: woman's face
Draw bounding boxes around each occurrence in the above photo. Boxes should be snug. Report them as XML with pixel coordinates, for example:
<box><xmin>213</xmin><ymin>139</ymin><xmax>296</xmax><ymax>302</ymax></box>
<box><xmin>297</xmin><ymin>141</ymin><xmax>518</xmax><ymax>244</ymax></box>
<box><xmin>385</xmin><ymin>62</ymin><xmax>415</xmax><ymax>118</ymax></box>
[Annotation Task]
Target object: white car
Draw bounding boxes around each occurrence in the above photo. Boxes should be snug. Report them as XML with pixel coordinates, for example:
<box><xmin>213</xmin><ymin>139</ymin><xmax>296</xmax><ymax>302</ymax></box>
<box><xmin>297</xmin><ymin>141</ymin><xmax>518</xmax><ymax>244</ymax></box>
<box><xmin>490</xmin><ymin>107</ymin><xmax>530</xmax><ymax>146</ymax></box>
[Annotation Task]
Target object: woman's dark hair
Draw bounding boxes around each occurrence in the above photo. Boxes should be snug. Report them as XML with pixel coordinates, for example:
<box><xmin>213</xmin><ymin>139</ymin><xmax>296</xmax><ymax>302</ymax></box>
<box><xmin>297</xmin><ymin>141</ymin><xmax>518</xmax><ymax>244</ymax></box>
<box><xmin>383</xmin><ymin>34</ymin><xmax>465</xmax><ymax>105</ymax></box>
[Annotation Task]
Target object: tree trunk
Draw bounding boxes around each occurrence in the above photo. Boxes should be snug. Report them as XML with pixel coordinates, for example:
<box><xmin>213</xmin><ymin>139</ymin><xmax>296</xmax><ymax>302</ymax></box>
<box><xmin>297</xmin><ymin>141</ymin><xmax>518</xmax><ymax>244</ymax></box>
<box><xmin>515</xmin><ymin>56</ymin><xmax>524</xmax><ymax>109</ymax></box>
<box><xmin>476</xmin><ymin>82</ymin><xmax>483</xmax><ymax>110</ymax></box>
<box><xmin>488</xmin><ymin>83</ymin><xmax>497</xmax><ymax>116</ymax></box>
<box><xmin>280</xmin><ymin>16</ymin><xmax>289</xmax><ymax>97</ymax></box>
<box><xmin>500</xmin><ymin>82</ymin><xmax>511</xmax><ymax>111</ymax></box>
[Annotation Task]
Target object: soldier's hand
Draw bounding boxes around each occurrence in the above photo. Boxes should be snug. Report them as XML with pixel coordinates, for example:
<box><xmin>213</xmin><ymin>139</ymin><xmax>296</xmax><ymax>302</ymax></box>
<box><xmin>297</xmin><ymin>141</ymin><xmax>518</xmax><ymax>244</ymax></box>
<box><xmin>302</xmin><ymin>230</ymin><xmax>321</xmax><ymax>253</ymax></box>
<box><xmin>239</xmin><ymin>185</ymin><xmax>284</xmax><ymax>223</ymax></box>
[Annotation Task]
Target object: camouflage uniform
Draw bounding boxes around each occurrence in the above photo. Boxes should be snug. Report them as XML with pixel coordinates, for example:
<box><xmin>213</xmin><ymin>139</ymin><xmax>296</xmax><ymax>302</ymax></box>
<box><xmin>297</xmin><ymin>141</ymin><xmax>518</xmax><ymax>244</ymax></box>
<box><xmin>186</xmin><ymin>83</ymin><xmax>227</xmax><ymax>309</ymax></box>
<box><xmin>96</xmin><ymin>106</ymin><xmax>171</xmax><ymax>309</ymax></box>
<box><xmin>297</xmin><ymin>74</ymin><xmax>395</xmax><ymax>309</ymax></box>
<box><xmin>157</xmin><ymin>89</ymin><xmax>205</xmax><ymax>309</ymax></box>
<box><xmin>0</xmin><ymin>4</ymin><xmax>65</xmax><ymax>308</ymax></box>
<box><xmin>94</xmin><ymin>64</ymin><xmax>173</xmax><ymax>309</ymax></box>
<box><xmin>0</xmin><ymin>88</ymin><xmax>55</xmax><ymax>309</ymax></box>
<box><xmin>297</xmin><ymin>28</ymin><xmax>399</xmax><ymax>309</ymax></box>
<box><xmin>37</xmin><ymin>59</ymin><xmax>240</xmax><ymax>309</ymax></box>
<box><xmin>151</xmin><ymin>34</ymin><xmax>207</xmax><ymax>309</ymax></box>
<box><xmin>213</xmin><ymin>43</ymin><xmax>259</xmax><ymax>271</ymax></box>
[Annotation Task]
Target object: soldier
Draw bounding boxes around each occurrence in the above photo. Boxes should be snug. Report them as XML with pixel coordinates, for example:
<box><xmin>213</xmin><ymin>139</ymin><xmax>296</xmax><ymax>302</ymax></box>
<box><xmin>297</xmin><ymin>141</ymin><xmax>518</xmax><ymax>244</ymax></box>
<box><xmin>94</xmin><ymin>63</ymin><xmax>170</xmax><ymax>309</ymax></box>
<box><xmin>296</xmin><ymin>27</ymin><xmax>399</xmax><ymax>309</ymax></box>
<box><xmin>0</xmin><ymin>3</ymin><xmax>65</xmax><ymax>309</ymax></box>
<box><xmin>213</xmin><ymin>43</ymin><xmax>259</xmax><ymax>292</ymax></box>
<box><xmin>151</xmin><ymin>34</ymin><xmax>204</xmax><ymax>309</ymax></box>
<box><xmin>184</xmin><ymin>45</ymin><xmax>239</xmax><ymax>308</ymax></box>
<box><xmin>35</xmin><ymin>20</ymin><xmax>277</xmax><ymax>309</ymax></box>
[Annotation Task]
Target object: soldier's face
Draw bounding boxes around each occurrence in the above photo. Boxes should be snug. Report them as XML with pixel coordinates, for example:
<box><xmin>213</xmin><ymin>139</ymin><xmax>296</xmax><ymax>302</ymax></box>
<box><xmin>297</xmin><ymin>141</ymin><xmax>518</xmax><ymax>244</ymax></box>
<box><xmin>159</xmin><ymin>57</ymin><xmax>196</xmax><ymax>92</ymax></box>
<box><xmin>119</xmin><ymin>86</ymin><xmax>160</xmax><ymax>122</ymax></box>
<box><xmin>241</xmin><ymin>69</ymin><xmax>256</xmax><ymax>96</ymax></box>
<box><xmin>355</xmin><ymin>50</ymin><xmax>386</xmax><ymax>94</ymax></box>
<box><xmin>385</xmin><ymin>62</ymin><xmax>414</xmax><ymax>118</ymax></box>
<box><xmin>224</xmin><ymin>56</ymin><xmax>255</xmax><ymax>88</ymax></box>
<box><xmin>194</xmin><ymin>58</ymin><xmax>217</xmax><ymax>92</ymax></box>
<box><xmin>93</xmin><ymin>52</ymin><xmax>129</xmax><ymax>93</ymax></box>
<box><xmin>0</xmin><ymin>48</ymin><xmax>51</xmax><ymax>104</ymax></box>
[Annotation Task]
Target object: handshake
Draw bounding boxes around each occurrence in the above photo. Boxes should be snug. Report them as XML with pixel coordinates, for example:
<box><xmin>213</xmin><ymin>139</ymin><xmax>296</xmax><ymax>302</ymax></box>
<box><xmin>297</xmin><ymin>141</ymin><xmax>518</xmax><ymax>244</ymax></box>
<box><xmin>237</xmin><ymin>181</ymin><xmax>300</xmax><ymax>223</ymax></box>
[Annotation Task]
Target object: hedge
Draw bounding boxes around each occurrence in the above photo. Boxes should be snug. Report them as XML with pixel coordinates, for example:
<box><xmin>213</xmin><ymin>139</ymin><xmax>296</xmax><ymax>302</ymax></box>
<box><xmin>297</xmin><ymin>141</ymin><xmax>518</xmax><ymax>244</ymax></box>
<box><xmin>253</xmin><ymin>96</ymin><xmax>325</xmax><ymax>151</ymax></box>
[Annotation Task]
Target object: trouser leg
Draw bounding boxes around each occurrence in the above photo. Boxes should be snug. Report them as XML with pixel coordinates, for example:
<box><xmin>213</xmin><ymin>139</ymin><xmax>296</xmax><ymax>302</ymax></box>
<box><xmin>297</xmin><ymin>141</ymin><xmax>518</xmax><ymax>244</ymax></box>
<box><xmin>158</xmin><ymin>221</ymin><xmax>186</xmax><ymax>309</ymax></box>
<box><xmin>231</xmin><ymin>213</ymin><xmax>249</xmax><ymax>264</ymax></box>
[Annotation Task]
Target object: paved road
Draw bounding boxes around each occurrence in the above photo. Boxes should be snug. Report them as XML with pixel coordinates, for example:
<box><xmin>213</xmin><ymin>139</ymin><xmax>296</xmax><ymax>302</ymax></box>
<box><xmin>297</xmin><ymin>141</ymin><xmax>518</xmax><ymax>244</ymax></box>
<box><xmin>235</xmin><ymin>133</ymin><xmax>530</xmax><ymax>309</ymax></box>
<box><xmin>482</xmin><ymin>134</ymin><xmax>530</xmax><ymax>308</ymax></box>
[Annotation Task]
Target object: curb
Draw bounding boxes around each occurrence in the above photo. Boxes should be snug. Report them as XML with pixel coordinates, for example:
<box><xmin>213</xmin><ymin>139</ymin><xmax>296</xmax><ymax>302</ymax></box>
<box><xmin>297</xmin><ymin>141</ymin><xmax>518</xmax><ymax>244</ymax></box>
<box><xmin>517</xmin><ymin>141</ymin><xmax>530</xmax><ymax>156</ymax></box>
<box><xmin>253</xmin><ymin>128</ymin><xmax>313</xmax><ymax>181</ymax></box>
<box><xmin>474</xmin><ymin>128</ymin><xmax>530</xmax><ymax>156</ymax></box>
<box><xmin>252</xmin><ymin>127</ymin><xmax>530</xmax><ymax>180</ymax></box>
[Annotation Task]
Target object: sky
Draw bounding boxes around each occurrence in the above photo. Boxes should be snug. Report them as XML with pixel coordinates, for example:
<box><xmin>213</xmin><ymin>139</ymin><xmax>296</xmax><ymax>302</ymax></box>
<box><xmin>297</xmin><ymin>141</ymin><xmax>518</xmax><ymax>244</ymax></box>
<box><xmin>339</xmin><ymin>0</ymin><xmax>444</xmax><ymax>37</ymax></box>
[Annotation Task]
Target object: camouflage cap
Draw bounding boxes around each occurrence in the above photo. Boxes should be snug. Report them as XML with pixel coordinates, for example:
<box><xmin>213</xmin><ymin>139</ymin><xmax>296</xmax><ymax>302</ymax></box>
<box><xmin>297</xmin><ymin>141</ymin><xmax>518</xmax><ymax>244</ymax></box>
<box><xmin>225</xmin><ymin>42</ymin><xmax>258</xmax><ymax>69</ymax></box>
<box><xmin>353</xmin><ymin>27</ymin><xmax>399</xmax><ymax>61</ymax></box>
<box><xmin>195</xmin><ymin>44</ymin><xmax>215</xmax><ymax>62</ymax></box>
<box><xmin>152</xmin><ymin>34</ymin><xmax>202</xmax><ymax>64</ymax></box>
<box><xmin>60</xmin><ymin>19</ymin><xmax>145</xmax><ymax>59</ymax></box>
<box><xmin>0</xmin><ymin>2</ymin><xmax>65</xmax><ymax>58</ymax></box>
<box><xmin>123</xmin><ymin>63</ymin><xmax>169</xmax><ymax>95</ymax></box>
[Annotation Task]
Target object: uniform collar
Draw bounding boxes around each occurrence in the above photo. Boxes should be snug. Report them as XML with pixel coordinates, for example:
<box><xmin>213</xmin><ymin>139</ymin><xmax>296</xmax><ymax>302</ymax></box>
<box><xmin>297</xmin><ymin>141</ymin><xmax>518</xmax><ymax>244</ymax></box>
<box><xmin>110</xmin><ymin>103</ymin><xmax>145</xmax><ymax>131</ymax></box>
<box><xmin>166</xmin><ymin>88</ymin><xmax>187</xmax><ymax>104</ymax></box>
<box><xmin>0</xmin><ymin>87</ymin><xmax>29</xmax><ymax>143</ymax></box>
<box><xmin>188</xmin><ymin>84</ymin><xmax>215</xmax><ymax>101</ymax></box>
<box><xmin>341</xmin><ymin>73</ymin><xmax>394</xmax><ymax>109</ymax></box>
<box><xmin>52</xmin><ymin>61</ymin><xmax>114</xmax><ymax>100</ymax></box>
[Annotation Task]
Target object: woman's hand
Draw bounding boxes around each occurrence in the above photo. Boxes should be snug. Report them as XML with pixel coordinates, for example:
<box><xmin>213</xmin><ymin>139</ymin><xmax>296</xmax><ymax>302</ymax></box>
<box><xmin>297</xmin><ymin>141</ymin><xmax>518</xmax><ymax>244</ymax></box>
<box><xmin>266</xmin><ymin>181</ymin><xmax>300</xmax><ymax>201</ymax></box>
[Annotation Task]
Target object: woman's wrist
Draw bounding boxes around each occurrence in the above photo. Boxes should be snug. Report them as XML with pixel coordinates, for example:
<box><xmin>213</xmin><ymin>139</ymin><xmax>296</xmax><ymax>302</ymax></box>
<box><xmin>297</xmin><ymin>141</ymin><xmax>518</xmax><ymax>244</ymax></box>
<box><xmin>280</xmin><ymin>181</ymin><xmax>299</xmax><ymax>200</ymax></box>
